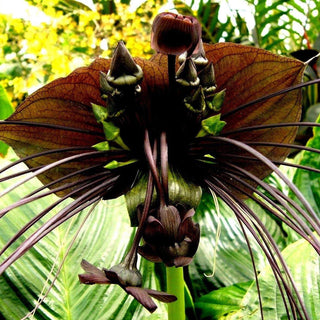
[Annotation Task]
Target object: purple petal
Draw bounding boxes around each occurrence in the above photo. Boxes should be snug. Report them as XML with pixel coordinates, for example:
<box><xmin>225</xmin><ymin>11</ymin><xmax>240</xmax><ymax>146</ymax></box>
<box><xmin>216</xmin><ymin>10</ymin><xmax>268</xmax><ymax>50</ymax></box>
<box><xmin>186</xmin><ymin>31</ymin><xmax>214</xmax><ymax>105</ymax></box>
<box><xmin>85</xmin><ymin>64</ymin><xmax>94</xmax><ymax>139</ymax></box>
<box><xmin>125</xmin><ymin>286</ymin><xmax>158</xmax><ymax>313</ymax></box>
<box><xmin>78</xmin><ymin>273</ymin><xmax>111</xmax><ymax>285</ymax></box>
<box><xmin>159</xmin><ymin>205</ymin><xmax>181</xmax><ymax>239</ymax></box>
<box><xmin>138</xmin><ymin>245</ymin><xmax>163</xmax><ymax>263</ymax></box>
<box><xmin>144</xmin><ymin>288</ymin><xmax>177</xmax><ymax>303</ymax></box>
<box><xmin>181</xmin><ymin>208</ymin><xmax>196</xmax><ymax>222</ymax></box>
<box><xmin>143</xmin><ymin>216</ymin><xmax>164</xmax><ymax>244</ymax></box>
<box><xmin>173</xmin><ymin>256</ymin><xmax>193</xmax><ymax>267</ymax></box>
<box><xmin>79</xmin><ymin>260</ymin><xmax>111</xmax><ymax>284</ymax></box>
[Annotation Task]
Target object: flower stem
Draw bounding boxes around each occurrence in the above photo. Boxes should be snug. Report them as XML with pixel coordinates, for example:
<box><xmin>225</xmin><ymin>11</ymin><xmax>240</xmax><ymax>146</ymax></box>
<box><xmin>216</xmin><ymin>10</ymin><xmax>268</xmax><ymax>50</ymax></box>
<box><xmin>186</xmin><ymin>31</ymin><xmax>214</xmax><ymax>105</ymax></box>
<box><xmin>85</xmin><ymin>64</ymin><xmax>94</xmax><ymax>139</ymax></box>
<box><xmin>167</xmin><ymin>54</ymin><xmax>176</xmax><ymax>88</ymax></box>
<box><xmin>166</xmin><ymin>267</ymin><xmax>185</xmax><ymax>320</ymax></box>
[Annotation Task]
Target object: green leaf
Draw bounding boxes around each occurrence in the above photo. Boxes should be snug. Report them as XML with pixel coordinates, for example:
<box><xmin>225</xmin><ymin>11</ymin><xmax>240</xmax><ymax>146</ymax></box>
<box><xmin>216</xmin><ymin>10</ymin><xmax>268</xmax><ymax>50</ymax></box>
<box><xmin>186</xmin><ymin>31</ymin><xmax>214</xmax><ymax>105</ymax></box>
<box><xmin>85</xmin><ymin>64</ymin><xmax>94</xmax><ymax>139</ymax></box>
<box><xmin>100</xmin><ymin>120</ymin><xmax>129</xmax><ymax>150</ymax></box>
<box><xmin>194</xmin><ymin>235</ymin><xmax>320</xmax><ymax>319</ymax></box>
<box><xmin>195</xmin><ymin>281</ymin><xmax>253</xmax><ymax>320</ymax></box>
<box><xmin>91</xmin><ymin>103</ymin><xmax>108</xmax><ymax>122</ymax></box>
<box><xmin>93</xmin><ymin>140</ymin><xmax>110</xmax><ymax>151</ymax></box>
<box><xmin>0</xmin><ymin>160</ymin><xmax>168</xmax><ymax>319</ymax></box>
<box><xmin>305</xmin><ymin>103</ymin><xmax>320</xmax><ymax>122</ymax></box>
<box><xmin>208</xmin><ymin>89</ymin><xmax>226</xmax><ymax>112</ymax></box>
<box><xmin>104</xmin><ymin>159</ymin><xmax>137</xmax><ymax>169</ymax></box>
<box><xmin>102</xmin><ymin>120</ymin><xmax>120</xmax><ymax>140</ymax></box>
<box><xmin>0</xmin><ymin>85</ymin><xmax>14</xmax><ymax>157</ymax></box>
<box><xmin>197</xmin><ymin>114</ymin><xmax>226</xmax><ymax>137</ymax></box>
<box><xmin>233</xmin><ymin>235</ymin><xmax>320</xmax><ymax>319</ymax></box>
<box><xmin>288</xmin><ymin>1</ymin><xmax>306</xmax><ymax>14</ymax></box>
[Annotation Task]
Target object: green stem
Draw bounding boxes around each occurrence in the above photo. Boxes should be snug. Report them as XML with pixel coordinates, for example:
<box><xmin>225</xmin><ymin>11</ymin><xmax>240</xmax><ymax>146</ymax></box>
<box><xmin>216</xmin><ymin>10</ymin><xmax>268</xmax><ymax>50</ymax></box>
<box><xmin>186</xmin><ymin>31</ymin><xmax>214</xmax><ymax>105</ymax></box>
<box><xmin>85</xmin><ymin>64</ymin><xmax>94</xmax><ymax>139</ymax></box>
<box><xmin>166</xmin><ymin>267</ymin><xmax>185</xmax><ymax>320</ymax></box>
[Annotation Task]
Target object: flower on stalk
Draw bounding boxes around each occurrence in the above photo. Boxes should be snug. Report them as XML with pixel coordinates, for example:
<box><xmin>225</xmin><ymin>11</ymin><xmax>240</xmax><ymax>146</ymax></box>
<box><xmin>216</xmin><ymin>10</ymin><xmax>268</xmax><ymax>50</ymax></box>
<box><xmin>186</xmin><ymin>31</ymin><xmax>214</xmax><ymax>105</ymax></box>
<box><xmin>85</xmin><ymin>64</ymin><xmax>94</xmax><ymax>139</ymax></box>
<box><xmin>79</xmin><ymin>260</ymin><xmax>176</xmax><ymax>313</ymax></box>
<box><xmin>0</xmin><ymin>11</ymin><xmax>320</xmax><ymax>319</ymax></box>
<box><xmin>139</xmin><ymin>205</ymin><xmax>200</xmax><ymax>267</ymax></box>
<box><xmin>151</xmin><ymin>12</ymin><xmax>201</xmax><ymax>56</ymax></box>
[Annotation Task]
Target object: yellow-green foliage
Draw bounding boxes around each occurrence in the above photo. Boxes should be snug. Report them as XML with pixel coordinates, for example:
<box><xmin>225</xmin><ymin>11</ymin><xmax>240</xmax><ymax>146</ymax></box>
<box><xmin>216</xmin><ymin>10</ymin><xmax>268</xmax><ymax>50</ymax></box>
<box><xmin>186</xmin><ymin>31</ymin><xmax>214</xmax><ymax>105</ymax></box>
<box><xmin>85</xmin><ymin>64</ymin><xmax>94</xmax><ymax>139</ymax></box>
<box><xmin>0</xmin><ymin>0</ymin><xmax>161</xmax><ymax>108</ymax></box>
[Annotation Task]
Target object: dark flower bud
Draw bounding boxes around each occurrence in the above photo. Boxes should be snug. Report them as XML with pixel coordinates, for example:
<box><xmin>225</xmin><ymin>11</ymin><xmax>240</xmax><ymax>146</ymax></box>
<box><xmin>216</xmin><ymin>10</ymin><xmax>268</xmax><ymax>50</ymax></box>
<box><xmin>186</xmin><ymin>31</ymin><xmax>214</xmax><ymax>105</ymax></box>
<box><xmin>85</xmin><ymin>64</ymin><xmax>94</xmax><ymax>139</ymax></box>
<box><xmin>139</xmin><ymin>206</ymin><xmax>200</xmax><ymax>267</ymax></box>
<box><xmin>198</xmin><ymin>62</ymin><xmax>216</xmax><ymax>94</ymax></box>
<box><xmin>176</xmin><ymin>58</ymin><xmax>200</xmax><ymax>87</ymax></box>
<box><xmin>184</xmin><ymin>86</ymin><xmax>206</xmax><ymax>114</ymax></box>
<box><xmin>107</xmin><ymin>41</ymin><xmax>143</xmax><ymax>87</ymax></box>
<box><xmin>151</xmin><ymin>12</ymin><xmax>201</xmax><ymax>56</ymax></box>
<box><xmin>179</xmin><ymin>39</ymin><xmax>208</xmax><ymax>68</ymax></box>
<box><xmin>189</xmin><ymin>40</ymin><xmax>208</xmax><ymax>67</ymax></box>
<box><xmin>99</xmin><ymin>42</ymin><xmax>143</xmax><ymax>118</ymax></box>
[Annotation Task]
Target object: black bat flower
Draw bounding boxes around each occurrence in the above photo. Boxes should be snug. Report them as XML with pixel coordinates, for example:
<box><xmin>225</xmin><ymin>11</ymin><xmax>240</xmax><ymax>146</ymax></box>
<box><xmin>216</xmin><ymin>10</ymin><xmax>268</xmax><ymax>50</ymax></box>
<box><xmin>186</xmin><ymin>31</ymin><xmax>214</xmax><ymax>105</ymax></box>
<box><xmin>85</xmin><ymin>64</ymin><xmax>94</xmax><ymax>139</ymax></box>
<box><xmin>78</xmin><ymin>260</ymin><xmax>176</xmax><ymax>313</ymax></box>
<box><xmin>0</xmin><ymin>12</ymin><xmax>320</xmax><ymax>318</ymax></box>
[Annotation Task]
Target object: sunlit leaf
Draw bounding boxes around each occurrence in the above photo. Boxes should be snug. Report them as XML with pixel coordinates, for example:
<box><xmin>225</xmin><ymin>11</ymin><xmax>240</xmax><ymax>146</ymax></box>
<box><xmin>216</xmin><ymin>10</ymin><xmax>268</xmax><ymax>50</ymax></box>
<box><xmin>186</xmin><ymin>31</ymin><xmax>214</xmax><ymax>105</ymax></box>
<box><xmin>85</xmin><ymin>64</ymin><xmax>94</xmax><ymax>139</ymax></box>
<box><xmin>204</xmin><ymin>42</ymin><xmax>305</xmax><ymax>181</ymax></box>
<box><xmin>233</xmin><ymin>235</ymin><xmax>320</xmax><ymax>320</ymax></box>
<box><xmin>194</xmin><ymin>281</ymin><xmax>253</xmax><ymax>320</ymax></box>
<box><xmin>193</xmin><ymin>234</ymin><xmax>320</xmax><ymax>320</ymax></box>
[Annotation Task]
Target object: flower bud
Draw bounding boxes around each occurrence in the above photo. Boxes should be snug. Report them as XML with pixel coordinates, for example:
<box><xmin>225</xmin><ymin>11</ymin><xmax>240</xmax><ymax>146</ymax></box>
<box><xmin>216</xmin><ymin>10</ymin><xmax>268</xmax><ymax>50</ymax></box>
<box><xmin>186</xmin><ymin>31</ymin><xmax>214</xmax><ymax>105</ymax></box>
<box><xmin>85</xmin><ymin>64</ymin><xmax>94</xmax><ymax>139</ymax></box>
<box><xmin>108</xmin><ymin>263</ymin><xmax>142</xmax><ymax>287</ymax></box>
<box><xmin>176</xmin><ymin>58</ymin><xmax>200</xmax><ymax>87</ymax></box>
<box><xmin>179</xmin><ymin>39</ymin><xmax>208</xmax><ymax>68</ymax></box>
<box><xmin>151</xmin><ymin>12</ymin><xmax>201</xmax><ymax>56</ymax></box>
<box><xmin>198</xmin><ymin>62</ymin><xmax>216</xmax><ymax>94</ymax></box>
<box><xmin>139</xmin><ymin>206</ymin><xmax>200</xmax><ymax>267</ymax></box>
<box><xmin>107</xmin><ymin>41</ymin><xmax>143</xmax><ymax>87</ymax></box>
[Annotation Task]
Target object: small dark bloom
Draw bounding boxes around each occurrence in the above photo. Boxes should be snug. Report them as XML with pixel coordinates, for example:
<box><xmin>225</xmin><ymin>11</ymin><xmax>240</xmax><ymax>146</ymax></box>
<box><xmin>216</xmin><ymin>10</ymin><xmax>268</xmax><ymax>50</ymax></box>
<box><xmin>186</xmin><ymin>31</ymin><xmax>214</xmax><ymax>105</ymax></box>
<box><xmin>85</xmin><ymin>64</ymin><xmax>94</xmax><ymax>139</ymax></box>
<box><xmin>79</xmin><ymin>260</ymin><xmax>177</xmax><ymax>313</ymax></box>
<box><xmin>151</xmin><ymin>12</ymin><xmax>201</xmax><ymax>56</ymax></box>
<box><xmin>139</xmin><ymin>205</ymin><xmax>200</xmax><ymax>267</ymax></box>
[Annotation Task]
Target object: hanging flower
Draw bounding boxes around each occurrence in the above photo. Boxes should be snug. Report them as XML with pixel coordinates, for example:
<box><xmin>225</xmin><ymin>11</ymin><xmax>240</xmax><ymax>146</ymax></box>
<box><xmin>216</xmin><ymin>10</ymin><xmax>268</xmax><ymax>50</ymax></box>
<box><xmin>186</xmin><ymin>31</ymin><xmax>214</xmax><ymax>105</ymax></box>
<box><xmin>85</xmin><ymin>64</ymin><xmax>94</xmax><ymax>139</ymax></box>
<box><xmin>79</xmin><ymin>260</ymin><xmax>176</xmax><ymax>313</ymax></box>
<box><xmin>0</xmin><ymin>11</ymin><xmax>320</xmax><ymax>318</ymax></box>
<box><xmin>139</xmin><ymin>206</ymin><xmax>200</xmax><ymax>267</ymax></box>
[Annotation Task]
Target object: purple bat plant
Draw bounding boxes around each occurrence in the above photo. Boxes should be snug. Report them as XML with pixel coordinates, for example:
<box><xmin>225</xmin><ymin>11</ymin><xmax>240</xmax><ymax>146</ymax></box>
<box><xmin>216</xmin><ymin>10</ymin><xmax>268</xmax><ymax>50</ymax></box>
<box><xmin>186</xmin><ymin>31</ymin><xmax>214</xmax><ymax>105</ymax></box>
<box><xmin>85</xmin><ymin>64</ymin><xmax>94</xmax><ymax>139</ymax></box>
<box><xmin>0</xmin><ymin>11</ymin><xmax>320</xmax><ymax>320</ymax></box>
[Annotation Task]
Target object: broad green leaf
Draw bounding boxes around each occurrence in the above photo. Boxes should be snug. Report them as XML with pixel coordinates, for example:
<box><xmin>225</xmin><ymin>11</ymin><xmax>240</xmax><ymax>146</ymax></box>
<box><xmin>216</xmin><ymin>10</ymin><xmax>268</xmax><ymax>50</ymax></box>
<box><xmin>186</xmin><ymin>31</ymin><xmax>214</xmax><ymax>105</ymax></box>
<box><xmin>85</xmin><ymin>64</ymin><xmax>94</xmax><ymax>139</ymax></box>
<box><xmin>0</xmin><ymin>85</ymin><xmax>13</xmax><ymax>119</ymax></box>
<box><xmin>228</xmin><ymin>236</ymin><xmax>320</xmax><ymax>320</ymax></box>
<box><xmin>194</xmin><ymin>236</ymin><xmax>320</xmax><ymax>319</ymax></box>
<box><xmin>0</xmin><ymin>160</ymin><xmax>168</xmax><ymax>320</ymax></box>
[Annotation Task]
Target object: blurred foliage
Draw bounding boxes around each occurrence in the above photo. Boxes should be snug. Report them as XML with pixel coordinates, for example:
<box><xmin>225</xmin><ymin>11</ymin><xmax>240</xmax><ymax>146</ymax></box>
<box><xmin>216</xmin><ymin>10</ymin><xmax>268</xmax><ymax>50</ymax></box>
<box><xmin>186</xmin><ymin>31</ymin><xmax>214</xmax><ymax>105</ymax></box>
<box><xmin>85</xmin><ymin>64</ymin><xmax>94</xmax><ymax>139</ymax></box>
<box><xmin>0</xmin><ymin>0</ymin><xmax>162</xmax><ymax>108</ymax></box>
<box><xmin>175</xmin><ymin>0</ymin><xmax>320</xmax><ymax>52</ymax></box>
